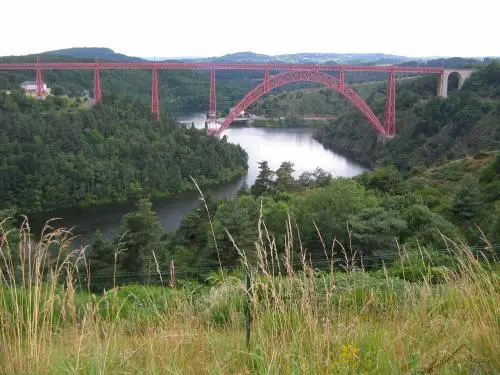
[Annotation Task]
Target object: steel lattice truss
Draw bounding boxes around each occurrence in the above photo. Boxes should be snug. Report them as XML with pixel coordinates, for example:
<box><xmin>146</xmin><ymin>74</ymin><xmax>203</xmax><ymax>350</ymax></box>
<box><xmin>212</xmin><ymin>70</ymin><xmax>392</xmax><ymax>137</ymax></box>
<box><xmin>0</xmin><ymin>62</ymin><xmax>444</xmax><ymax>73</ymax></box>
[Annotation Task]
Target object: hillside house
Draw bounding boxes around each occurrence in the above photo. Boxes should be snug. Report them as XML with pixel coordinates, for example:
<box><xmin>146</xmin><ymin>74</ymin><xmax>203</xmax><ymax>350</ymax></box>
<box><xmin>20</xmin><ymin>81</ymin><xmax>48</xmax><ymax>93</ymax></box>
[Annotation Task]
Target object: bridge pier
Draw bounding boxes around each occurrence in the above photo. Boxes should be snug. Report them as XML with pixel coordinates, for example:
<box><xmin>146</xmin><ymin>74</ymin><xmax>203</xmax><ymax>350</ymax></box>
<box><xmin>35</xmin><ymin>57</ymin><xmax>45</xmax><ymax>98</ymax></box>
<box><xmin>151</xmin><ymin>67</ymin><xmax>160</xmax><ymax>122</ymax></box>
<box><xmin>207</xmin><ymin>69</ymin><xmax>217</xmax><ymax>131</ymax></box>
<box><xmin>437</xmin><ymin>69</ymin><xmax>475</xmax><ymax>98</ymax></box>
<box><xmin>338</xmin><ymin>68</ymin><xmax>345</xmax><ymax>91</ymax></box>
<box><xmin>383</xmin><ymin>69</ymin><xmax>396</xmax><ymax>137</ymax></box>
<box><xmin>264</xmin><ymin>69</ymin><xmax>270</xmax><ymax>91</ymax></box>
<box><xmin>93</xmin><ymin>63</ymin><xmax>102</xmax><ymax>104</ymax></box>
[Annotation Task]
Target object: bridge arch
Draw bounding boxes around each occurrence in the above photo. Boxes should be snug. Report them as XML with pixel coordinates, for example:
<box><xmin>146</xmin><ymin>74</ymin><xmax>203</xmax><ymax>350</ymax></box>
<box><xmin>437</xmin><ymin>69</ymin><xmax>475</xmax><ymax>98</ymax></box>
<box><xmin>212</xmin><ymin>70</ymin><xmax>389</xmax><ymax>136</ymax></box>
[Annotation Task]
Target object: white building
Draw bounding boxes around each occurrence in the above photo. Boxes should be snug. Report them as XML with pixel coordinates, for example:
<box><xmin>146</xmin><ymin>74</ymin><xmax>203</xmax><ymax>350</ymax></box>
<box><xmin>20</xmin><ymin>81</ymin><xmax>48</xmax><ymax>93</ymax></box>
<box><xmin>229</xmin><ymin>107</ymin><xmax>245</xmax><ymax>117</ymax></box>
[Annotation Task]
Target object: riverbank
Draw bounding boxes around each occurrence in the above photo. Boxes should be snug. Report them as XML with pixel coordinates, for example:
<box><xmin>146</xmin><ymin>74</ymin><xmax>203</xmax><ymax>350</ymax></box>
<box><xmin>313</xmin><ymin>127</ymin><xmax>377</xmax><ymax>170</ymax></box>
<box><xmin>229</xmin><ymin>117</ymin><xmax>332</xmax><ymax>129</ymax></box>
<box><xmin>31</xmin><ymin>124</ymin><xmax>365</xmax><ymax>246</ymax></box>
<box><xmin>24</xmin><ymin>165</ymin><xmax>248</xmax><ymax>216</ymax></box>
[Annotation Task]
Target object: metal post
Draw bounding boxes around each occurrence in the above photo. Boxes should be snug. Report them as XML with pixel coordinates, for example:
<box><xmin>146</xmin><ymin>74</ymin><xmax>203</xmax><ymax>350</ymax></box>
<box><xmin>338</xmin><ymin>67</ymin><xmax>345</xmax><ymax>91</ymax></box>
<box><xmin>264</xmin><ymin>69</ymin><xmax>270</xmax><ymax>92</ymax></box>
<box><xmin>93</xmin><ymin>62</ymin><xmax>102</xmax><ymax>104</ymax></box>
<box><xmin>209</xmin><ymin>69</ymin><xmax>217</xmax><ymax>122</ymax></box>
<box><xmin>151</xmin><ymin>66</ymin><xmax>160</xmax><ymax>122</ymax></box>
<box><xmin>35</xmin><ymin>57</ymin><xmax>45</xmax><ymax>97</ymax></box>
<box><xmin>384</xmin><ymin>68</ymin><xmax>396</xmax><ymax>137</ymax></box>
<box><xmin>206</xmin><ymin>69</ymin><xmax>217</xmax><ymax>134</ymax></box>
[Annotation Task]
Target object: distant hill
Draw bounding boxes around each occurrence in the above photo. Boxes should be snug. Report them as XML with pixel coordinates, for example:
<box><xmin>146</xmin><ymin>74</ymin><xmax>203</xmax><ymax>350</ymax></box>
<box><xmin>21</xmin><ymin>47</ymin><xmax>483</xmax><ymax>67</ymax></box>
<box><xmin>44</xmin><ymin>47</ymin><xmax>144</xmax><ymax>62</ymax></box>
<box><xmin>400</xmin><ymin>57</ymin><xmax>482</xmax><ymax>69</ymax></box>
<box><xmin>181</xmin><ymin>52</ymin><xmax>419</xmax><ymax>65</ymax></box>
<box><xmin>276</xmin><ymin>53</ymin><xmax>412</xmax><ymax>65</ymax></box>
<box><xmin>214</xmin><ymin>52</ymin><xmax>276</xmax><ymax>63</ymax></box>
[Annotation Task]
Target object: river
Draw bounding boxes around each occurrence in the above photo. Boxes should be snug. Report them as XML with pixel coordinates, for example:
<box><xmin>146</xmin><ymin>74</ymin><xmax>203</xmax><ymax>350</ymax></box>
<box><xmin>33</xmin><ymin>113</ymin><xmax>365</xmax><ymax>247</ymax></box>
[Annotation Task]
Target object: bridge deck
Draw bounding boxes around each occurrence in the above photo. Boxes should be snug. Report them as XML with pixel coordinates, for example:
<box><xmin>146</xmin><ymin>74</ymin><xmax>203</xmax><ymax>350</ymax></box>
<box><xmin>0</xmin><ymin>62</ymin><xmax>444</xmax><ymax>74</ymax></box>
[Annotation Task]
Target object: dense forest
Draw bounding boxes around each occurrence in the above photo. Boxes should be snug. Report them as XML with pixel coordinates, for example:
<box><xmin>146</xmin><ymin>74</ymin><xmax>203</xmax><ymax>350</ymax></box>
<box><xmin>0</xmin><ymin>91</ymin><xmax>248</xmax><ymax>213</ymax></box>
<box><xmin>314</xmin><ymin>62</ymin><xmax>500</xmax><ymax>169</ymax></box>
<box><xmin>80</xmin><ymin>152</ymin><xmax>500</xmax><ymax>290</ymax></box>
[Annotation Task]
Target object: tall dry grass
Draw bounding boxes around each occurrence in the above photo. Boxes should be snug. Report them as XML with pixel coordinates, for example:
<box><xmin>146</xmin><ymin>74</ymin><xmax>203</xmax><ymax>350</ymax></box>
<box><xmin>0</xmin><ymin>215</ymin><xmax>499</xmax><ymax>374</ymax></box>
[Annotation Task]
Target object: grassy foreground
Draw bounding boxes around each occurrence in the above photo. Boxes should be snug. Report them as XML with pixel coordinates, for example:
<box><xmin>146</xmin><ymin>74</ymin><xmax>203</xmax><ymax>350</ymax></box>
<box><xmin>1</xmin><ymin>220</ymin><xmax>499</xmax><ymax>374</ymax></box>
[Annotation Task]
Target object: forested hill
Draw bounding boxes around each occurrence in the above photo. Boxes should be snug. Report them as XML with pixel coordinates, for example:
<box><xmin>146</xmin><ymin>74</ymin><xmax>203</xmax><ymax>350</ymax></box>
<box><xmin>44</xmin><ymin>47</ymin><xmax>144</xmax><ymax>62</ymax></box>
<box><xmin>0</xmin><ymin>92</ymin><xmax>248</xmax><ymax>213</ymax></box>
<box><xmin>314</xmin><ymin>62</ymin><xmax>500</xmax><ymax>170</ymax></box>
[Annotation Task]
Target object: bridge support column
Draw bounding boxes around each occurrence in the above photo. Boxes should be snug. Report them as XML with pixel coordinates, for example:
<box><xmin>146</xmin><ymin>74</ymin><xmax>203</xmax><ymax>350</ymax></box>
<box><xmin>384</xmin><ymin>69</ymin><xmax>396</xmax><ymax>137</ymax></box>
<box><xmin>93</xmin><ymin>63</ymin><xmax>102</xmax><ymax>104</ymax></box>
<box><xmin>437</xmin><ymin>72</ymin><xmax>448</xmax><ymax>98</ymax></box>
<box><xmin>151</xmin><ymin>67</ymin><xmax>160</xmax><ymax>122</ymax></box>
<box><xmin>208</xmin><ymin>69</ymin><xmax>217</xmax><ymax>132</ymax></box>
<box><xmin>264</xmin><ymin>69</ymin><xmax>270</xmax><ymax>91</ymax></box>
<box><xmin>338</xmin><ymin>68</ymin><xmax>345</xmax><ymax>91</ymax></box>
<box><xmin>35</xmin><ymin>57</ymin><xmax>45</xmax><ymax>98</ymax></box>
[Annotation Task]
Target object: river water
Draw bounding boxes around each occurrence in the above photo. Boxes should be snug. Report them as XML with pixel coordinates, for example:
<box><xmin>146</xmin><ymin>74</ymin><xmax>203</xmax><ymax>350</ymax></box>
<box><xmin>33</xmin><ymin>114</ymin><xmax>365</xmax><ymax>247</ymax></box>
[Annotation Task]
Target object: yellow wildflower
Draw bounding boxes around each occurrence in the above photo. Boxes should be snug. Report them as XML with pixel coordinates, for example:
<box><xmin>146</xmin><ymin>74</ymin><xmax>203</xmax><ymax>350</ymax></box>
<box><xmin>339</xmin><ymin>343</ymin><xmax>360</xmax><ymax>362</ymax></box>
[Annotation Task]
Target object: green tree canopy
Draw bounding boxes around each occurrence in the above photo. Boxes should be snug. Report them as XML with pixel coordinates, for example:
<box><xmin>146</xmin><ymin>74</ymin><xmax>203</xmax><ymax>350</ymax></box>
<box><xmin>452</xmin><ymin>174</ymin><xmax>481</xmax><ymax>224</ymax></box>
<box><xmin>251</xmin><ymin>161</ymin><xmax>274</xmax><ymax>197</ymax></box>
<box><xmin>275</xmin><ymin>161</ymin><xmax>295</xmax><ymax>192</ymax></box>
<box><xmin>348</xmin><ymin>207</ymin><xmax>407</xmax><ymax>265</ymax></box>
<box><xmin>117</xmin><ymin>198</ymin><xmax>163</xmax><ymax>283</ymax></box>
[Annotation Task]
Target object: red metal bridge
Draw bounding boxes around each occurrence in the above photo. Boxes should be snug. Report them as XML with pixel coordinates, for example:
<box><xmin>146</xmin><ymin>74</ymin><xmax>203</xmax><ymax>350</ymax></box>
<box><xmin>0</xmin><ymin>60</ymin><xmax>446</xmax><ymax>138</ymax></box>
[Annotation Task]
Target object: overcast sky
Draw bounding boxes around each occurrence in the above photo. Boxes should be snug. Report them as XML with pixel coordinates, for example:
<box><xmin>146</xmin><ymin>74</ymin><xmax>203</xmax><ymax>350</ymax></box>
<box><xmin>2</xmin><ymin>0</ymin><xmax>498</xmax><ymax>58</ymax></box>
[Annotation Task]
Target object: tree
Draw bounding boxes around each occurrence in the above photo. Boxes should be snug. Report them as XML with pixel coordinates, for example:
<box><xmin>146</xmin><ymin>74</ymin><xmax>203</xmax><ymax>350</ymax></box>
<box><xmin>403</xmin><ymin>204</ymin><xmax>460</xmax><ymax>249</ymax></box>
<box><xmin>87</xmin><ymin>230</ymin><xmax>116</xmax><ymax>291</ymax></box>
<box><xmin>349</xmin><ymin>207</ymin><xmax>408</xmax><ymax>266</ymax></box>
<box><xmin>251</xmin><ymin>161</ymin><xmax>274</xmax><ymax>197</ymax></box>
<box><xmin>452</xmin><ymin>174</ymin><xmax>481</xmax><ymax>223</ymax></box>
<box><xmin>262</xmin><ymin>198</ymin><xmax>292</xmax><ymax>251</ymax></box>
<box><xmin>275</xmin><ymin>161</ymin><xmax>295</xmax><ymax>192</ymax></box>
<box><xmin>117</xmin><ymin>198</ymin><xmax>163</xmax><ymax>283</ymax></box>
<box><xmin>361</xmin><ymin>166</ymin><xmax>403</xmax><ymax>194</ymax></box>
<box><xmin>295</xmin><ymin>179</ymin><xmax>377</xmax><ymax>259</ymax></box>
<box><xmin>51</xmin><ymin>86</ymin><xmax>66</xmax><ymax>96</ymax></box>
<box><xmin>208</xmin><ymin>196</ymin><xmax>258</xmax><ymax>268</ymax></box>
<box><xmin>298</xmin><ymin>171</ymin><xmax>315</xmax><ymax>188</ymax></box>
<box><xmin>487</xmin><ymin>202</ymin><xmax>500</xmax><ymax>244</ymax></box>
<box><xmin>312</xmin><ymin>167</ymin><xmax>332</xmax><ymax>187</ymax></box>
